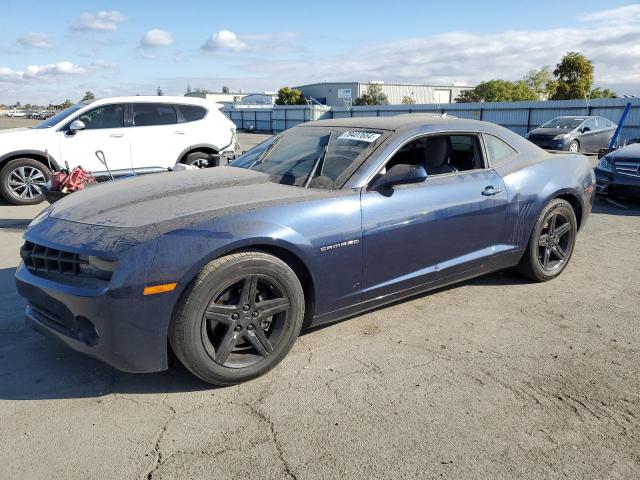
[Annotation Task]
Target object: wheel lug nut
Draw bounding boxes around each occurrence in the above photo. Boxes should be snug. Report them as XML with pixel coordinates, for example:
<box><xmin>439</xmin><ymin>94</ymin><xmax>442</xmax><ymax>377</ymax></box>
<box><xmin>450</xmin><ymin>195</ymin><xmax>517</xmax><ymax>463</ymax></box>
<box><xmin>252</xmin><ymin>311</ymin><xmax>259</xmax><ymax>318</ymax></box>
<box><xmin>242</xmin><ymin>304</ymin><xmax>250</xmax><ymax>311</ymax></box>
<box><xmin>231</xmin><ymin>313</ymin><xmax>239</xmax><ymax>320</ymax></box>
<box><xmin>234</xmin><ymin>325</ymin><xmax>242</xmax><ymax>332</ymax></box>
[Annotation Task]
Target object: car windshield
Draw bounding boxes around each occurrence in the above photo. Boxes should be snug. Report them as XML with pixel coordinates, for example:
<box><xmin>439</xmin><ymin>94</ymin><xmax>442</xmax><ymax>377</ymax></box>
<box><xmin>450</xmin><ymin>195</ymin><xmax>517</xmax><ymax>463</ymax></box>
<box><xmin>31</xmin><ymin>103</ymin><xmax>87</xmax><ymax>129</ymax></box>
<box><xmin>540</xmin><ymin>117</ymin><xmax>584</xmax><ymax>129</ymax></box>
<box><xmin>229</xmin><ymin>127</ymin><xmax>385</xmax><ymax>189</ymax></box>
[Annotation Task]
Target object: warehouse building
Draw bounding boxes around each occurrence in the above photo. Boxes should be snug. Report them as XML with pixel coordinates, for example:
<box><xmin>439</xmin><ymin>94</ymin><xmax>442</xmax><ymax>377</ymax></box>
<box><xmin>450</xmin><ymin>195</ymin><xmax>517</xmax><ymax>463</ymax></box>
<box><xmin>294</xmin><ymin>81</ymin><xmax>473</xmax><ymax>107</ymax></box>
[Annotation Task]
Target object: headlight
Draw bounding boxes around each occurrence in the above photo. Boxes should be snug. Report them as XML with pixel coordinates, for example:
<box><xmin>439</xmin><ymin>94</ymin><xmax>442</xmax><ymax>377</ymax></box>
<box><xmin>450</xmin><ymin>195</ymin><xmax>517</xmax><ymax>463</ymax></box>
<box><xmin>78</xmin><ymin>255</ymin><xmax>117</xmax><ymax>280</ymax></box>
<box><xmin>554</xmin><ymin>133</ymin><xmax>570</xmax><ymax>140</ymax></box>
<box><xmin>597</xmin><ymin>158</ymin><xmax>613</xmax><ymax>173</ymax></box>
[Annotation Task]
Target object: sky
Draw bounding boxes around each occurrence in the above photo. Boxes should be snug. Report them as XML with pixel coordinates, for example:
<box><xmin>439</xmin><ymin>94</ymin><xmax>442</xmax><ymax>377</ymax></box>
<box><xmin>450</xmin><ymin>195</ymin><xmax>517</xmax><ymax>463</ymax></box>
<box><xmin>0</xmin><ymin>0</ymin><xmax>638</xmax><ymax>105</ymax></box>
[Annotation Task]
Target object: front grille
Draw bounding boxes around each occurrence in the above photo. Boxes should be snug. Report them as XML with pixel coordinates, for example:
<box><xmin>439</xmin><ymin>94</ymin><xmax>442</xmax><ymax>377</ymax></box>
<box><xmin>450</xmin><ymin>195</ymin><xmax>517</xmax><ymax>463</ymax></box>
<box><xmin>20</xmin><ymin>241</ymin><xmax>90</xmax><ymax>276</ymax></box>
<box><xmin>615</xmin><ymin>161</ymin><xmax>640</xmax><ymax>178</ymax></box>
<box><xmin>529</xmin><ymin>135</ymin><xmax>555</xmax><ymax>142</ymax></box>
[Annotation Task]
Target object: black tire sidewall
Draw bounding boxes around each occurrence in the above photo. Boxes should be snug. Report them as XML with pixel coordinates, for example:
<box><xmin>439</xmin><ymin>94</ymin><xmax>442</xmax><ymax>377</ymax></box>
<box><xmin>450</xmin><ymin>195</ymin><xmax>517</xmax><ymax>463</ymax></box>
<box><xmin>526</xmin><ymin>200</ymin><xmax>577</xmax><ymax>281</ymax></box>
<box><xmin>0</xmin><ymin>158</ymin><xmax>50</xmax><ymax>205</ymax></box>
<box><xmin>172</xmin><ymin>253</ymin><xmax>304</xmax><ymax>385</ymax></box>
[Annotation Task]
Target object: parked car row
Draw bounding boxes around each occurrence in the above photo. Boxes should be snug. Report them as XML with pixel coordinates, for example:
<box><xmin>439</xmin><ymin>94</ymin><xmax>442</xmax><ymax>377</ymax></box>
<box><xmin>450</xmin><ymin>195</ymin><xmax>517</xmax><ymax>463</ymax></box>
<box><xmin>0</xmin><ymin>96</ymin><xmax>237</xmax><ymax>205</ymax></box>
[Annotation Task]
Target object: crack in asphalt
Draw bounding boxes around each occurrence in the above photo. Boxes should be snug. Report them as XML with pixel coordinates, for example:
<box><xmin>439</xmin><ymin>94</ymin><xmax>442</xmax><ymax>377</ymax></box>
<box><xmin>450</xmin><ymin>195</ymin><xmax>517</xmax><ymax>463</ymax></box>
<box><xmin>235</xmin><ymin>401</ymin><xmax>299</xmax><ymax>480</ymax></box>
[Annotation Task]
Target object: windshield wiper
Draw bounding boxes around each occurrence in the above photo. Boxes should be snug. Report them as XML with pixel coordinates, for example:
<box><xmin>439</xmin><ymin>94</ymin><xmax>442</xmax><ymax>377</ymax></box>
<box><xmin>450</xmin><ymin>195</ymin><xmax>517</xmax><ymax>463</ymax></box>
<box><xmin>304</xmin><ymin>133</ymin><xmax>334</xmax><ymax>188</ymax></box>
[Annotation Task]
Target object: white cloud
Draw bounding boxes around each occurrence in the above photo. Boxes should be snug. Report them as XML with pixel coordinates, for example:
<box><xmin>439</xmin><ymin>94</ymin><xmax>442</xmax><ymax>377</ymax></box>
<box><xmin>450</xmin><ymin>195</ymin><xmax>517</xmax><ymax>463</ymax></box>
<box><xmin>88</xmin><ymin>59</ymin><xmax>117</xmax><ymax>70</ymax></box>
<box><xmin>579</xmin><ymin>4</ymin><xmax>640</xmax><ymax>23</ymax></box>
<box><xmin>201</xmin><ymin>30</ymin><xmax>247</xmax><ymax>52</ymax></box>
<box><xmin>230</xmin><ymin>5</ymin><xmax>640</xmax><ymax>95</ymax></box>
<box><xmin>140</xmin><ymin>29</ymin><xmax>174</xmax><ymax>48</ymax></box>
<box><xmin>71</xmin><ymin>11</ymin><xmax>125</xmax><ymax>32</ymax></box>
<box><xmin>17</xmin><ymin>32</ymin><xmax>52</xmax><ymax>49</ymax></box>
<box><xmin>0</xmin><ymin>61</ymin><xmax>86</xmax><ymax>82</ymax></box>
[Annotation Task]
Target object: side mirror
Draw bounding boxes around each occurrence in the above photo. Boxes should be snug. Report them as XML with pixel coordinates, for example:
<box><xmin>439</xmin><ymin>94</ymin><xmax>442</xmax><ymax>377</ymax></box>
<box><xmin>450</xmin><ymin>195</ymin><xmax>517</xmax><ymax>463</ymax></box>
<box><xmin>370</xmin><ymin>164</ymin><xmax>427</xmax><ymax>191</ymax></box>
<box><xmin>581</xmin><ymin>126</ymin><xmax>591</xmax><ymax>133</ymax></box>
<box><xmin>69</xmin><ymin>120</ymin><xmax>86</xmax><ymax>133</ymax></box>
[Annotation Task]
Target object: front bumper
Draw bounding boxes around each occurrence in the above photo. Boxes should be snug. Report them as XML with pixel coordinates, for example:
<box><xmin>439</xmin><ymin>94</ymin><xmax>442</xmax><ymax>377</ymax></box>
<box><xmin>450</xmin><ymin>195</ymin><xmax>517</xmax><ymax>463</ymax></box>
<box><xmin>595</xmin><ymin>169</ymin><xmax>640</xmax><ymax>198</ymax></box>
<box><xmin>528</xmin><ymin>138</ymin><xmax>570</xmax><ymax>151</ymax></box>
<box><xmin>15</xmin><ymin>263</ymin><xmax>177</xmax><ymax>373</ymax></box>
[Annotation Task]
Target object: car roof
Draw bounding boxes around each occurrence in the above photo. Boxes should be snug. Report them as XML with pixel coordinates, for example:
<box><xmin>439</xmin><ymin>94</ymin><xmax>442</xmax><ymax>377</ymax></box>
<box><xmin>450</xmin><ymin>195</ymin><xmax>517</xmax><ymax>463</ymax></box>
<box><xmin>89</xmin><ymin>96</ymin><xmax>218</xmax><ymax>107</ymax></box>
<box><xmin>297</xmin><ymin>114</ymin><xmax>499</xmax><ymax>133</ymax></box>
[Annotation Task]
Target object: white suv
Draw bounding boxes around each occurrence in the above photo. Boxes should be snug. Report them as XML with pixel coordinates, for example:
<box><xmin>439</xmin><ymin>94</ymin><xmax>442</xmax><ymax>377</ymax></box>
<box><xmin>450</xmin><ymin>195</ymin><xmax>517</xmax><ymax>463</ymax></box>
<box><xmin>0</xmin><ymin>96</ymin><xmax>237</xmax><ymax>205</ymax></box>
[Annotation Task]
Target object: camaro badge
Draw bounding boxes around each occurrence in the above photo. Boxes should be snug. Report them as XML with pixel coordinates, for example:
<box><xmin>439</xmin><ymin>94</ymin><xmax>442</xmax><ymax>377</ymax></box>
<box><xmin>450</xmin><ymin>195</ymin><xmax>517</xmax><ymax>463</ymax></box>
<box><xmin>320</xmin><ymin>239</ymin><xmax>360</xmax><ymax>252</ymax></box>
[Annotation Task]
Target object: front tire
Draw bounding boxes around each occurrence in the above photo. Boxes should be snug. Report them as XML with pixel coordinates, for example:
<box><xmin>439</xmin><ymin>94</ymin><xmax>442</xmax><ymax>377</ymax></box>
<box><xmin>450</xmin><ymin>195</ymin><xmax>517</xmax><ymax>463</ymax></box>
<box><xmin>0</xmin><ymin>158</ymin><xmax>50</xmax><ymax>205</ymax></box>
<box><xmin>517</xmin><ymin>199</ymin><xmax>577</xmax><ymax>282</ymax></box>
<box><xmin>169</xmin><ymin>251</ymin><xmax>305</xmax><ymax>386</ymax></box>
<box><xmin>568</xmin><ymin>140</ymin><xmax>580</xmax><ymax>153</ymax></box>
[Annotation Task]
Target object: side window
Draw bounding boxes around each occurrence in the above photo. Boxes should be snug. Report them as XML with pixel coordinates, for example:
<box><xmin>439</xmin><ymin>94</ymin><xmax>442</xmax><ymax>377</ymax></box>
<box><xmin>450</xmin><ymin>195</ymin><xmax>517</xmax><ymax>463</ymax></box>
<box><xmin>582</xmin><ymin>118</ymin><xmax>596</xmax><ymax>131</ymax></box>
<box><xmin>178</xmin><ymin>105</ymin><xmax>207</xmax><ymax>122</ymax></box>
<box><xmin>384</xmin><ymin>134</ymin><xmax>484</xmax><ymax>176</ymax></box>
<box><xmin>77</xmin><ymin>104</ymin><xmax>124</xmax><ymax>129</ymax></box>
<box><xmin>484</xmin><ymin>134</ymin><xmax>517</xmax><ymax>165</ymax></box>
<box><xmin>132</xmin><ymin>103</ymin><xmax>178</xmax><ymax>126</ymax></box>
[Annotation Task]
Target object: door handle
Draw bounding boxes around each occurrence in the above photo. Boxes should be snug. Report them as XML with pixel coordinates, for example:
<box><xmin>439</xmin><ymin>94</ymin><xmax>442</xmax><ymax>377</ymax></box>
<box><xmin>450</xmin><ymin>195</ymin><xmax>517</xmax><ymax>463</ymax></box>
<box><xmin>174</xmin><ymin>131</ymin><xmax>185</xmax><ymax>135</ymax></box>
<box><xmin>482</xmin><ymin>186</ymin><xmax>502</xmax><ymax>196</ymax></box>
<box><xmin>110</xmin><ymin>133</ymin><xmax>124</xmax><ymax>138</ymax></box>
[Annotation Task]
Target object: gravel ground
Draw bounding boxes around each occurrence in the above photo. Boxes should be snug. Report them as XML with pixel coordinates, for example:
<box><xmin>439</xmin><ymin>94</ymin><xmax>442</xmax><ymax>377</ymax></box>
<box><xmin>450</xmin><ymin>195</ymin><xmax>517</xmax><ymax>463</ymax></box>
<box><xmin>0</xmin><ymin>128</ymin><xmax>638</xmax><ymax>479</ymax></box>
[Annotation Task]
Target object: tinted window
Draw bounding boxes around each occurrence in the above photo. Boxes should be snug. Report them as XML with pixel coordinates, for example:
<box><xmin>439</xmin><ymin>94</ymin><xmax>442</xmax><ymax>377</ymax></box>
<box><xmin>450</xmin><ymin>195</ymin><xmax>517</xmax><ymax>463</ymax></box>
<box><xmin>485</xmin><ymin>134</ymin><xmax>517</xmax><ymax>165</ymax></box>
<box><xmin>229</xmin><ymin>128</ymin><xmax>384</xmax><ymax>189</ymax></box>
<box><xmin>133</xmin><ymin>103</ymin><xmax>177</xmax><ymax>126</ymax></box>
<box><xmin>178</xmin><ymin>104</ymin><xmax>207</xmax><ymax>122</ymax></box>
<box><xmin>77</xmin><ymin>104</ymin><xmax>125</xmax><ymax>129</ymax></box>
<box><xmin>541</xmin><ymin>117</ymin><xmax>584</xmax><ymax>129</ymax></box>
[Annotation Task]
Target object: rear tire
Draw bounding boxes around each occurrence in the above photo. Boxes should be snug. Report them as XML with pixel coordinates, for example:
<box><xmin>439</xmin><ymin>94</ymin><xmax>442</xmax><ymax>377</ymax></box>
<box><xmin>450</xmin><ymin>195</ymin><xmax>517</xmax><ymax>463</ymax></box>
<box><xmin>0</xmin><ymin>158</ymin><xmax>50</xmax><ymax>205</ymax></box>
<box><xmin>169</xmin><ymin>251</ymin><xmax>305</xmax><ymax>386</ymax></box>
<box><xmin>517</xmin><ymin>199</ymin><xmax>577</xmax><ymax>282</ymax></box>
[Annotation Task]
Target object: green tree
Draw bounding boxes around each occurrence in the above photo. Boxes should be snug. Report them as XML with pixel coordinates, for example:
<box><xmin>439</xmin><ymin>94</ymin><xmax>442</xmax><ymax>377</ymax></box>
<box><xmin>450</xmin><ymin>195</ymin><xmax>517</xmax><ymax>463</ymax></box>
<box><xmin>81</xmin><ymin>90</ymin><xmax>95</xmax><ymax>102</ymax></box>
<box><xmin>455</xmin><ymin>89</ymin><xmax>483</xmax><ymax>103</ymax></box>
<box><xmin>589</xmin><ymin>87</ymin><xmax>616</xmax><ymax>99</ymax></box>
<box><xmin>354</xmin><ymin>83</ymin><xmax>389</xmax><ymax>106</ymax></box>
<box><xmin>60</xmin><ymin>99</ymin><xmax>73</xmax><ymax>109</ymax></box>
<box><xmin>549</xmin><ymin>52</ymin><xmax>594</xmax><ymax>100</ymax></box>
<box><xmin>222</xmin><ymin>86</ymin><xmax>230</xmax><ymax>93</ymax></box>
<box><xmin>275</xmin><ymin>87</ymin><xmax>306</xmax><ymax>105</ymax></box>
<box><xmin>401</xmin><ymin>95</ymin><xmax>415</xmax><ymax>105</ymax></box>
<box><xmin>522</xmin><ymin>66</ymin><xmax>553</xmax><ymax>99</ymax></box>
<box><xmin>185</xmin><ymin>84</ymin><xmax>193</xmax><ymax>95</ymax></box>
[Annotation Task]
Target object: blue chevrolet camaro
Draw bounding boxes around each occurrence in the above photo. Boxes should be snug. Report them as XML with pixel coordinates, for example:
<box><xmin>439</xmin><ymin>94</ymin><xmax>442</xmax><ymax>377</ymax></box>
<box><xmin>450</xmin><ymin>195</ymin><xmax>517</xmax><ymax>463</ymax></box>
<box><xmin>15</xmin><ymin>115</ymin><xmax>595</xmax><ymax>385</ymax></box>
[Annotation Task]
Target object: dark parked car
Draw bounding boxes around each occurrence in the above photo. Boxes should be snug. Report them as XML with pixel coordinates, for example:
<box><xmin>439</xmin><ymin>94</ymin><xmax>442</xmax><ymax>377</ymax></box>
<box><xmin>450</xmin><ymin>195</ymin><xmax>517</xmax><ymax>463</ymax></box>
<box><xmin>595</xmin><ymin>142</ymin><xmax>640</xmax><ymax>198</ymax></box>
<box><xmin>526</xmin><ymin>116</ymin><xmax>617</xmax><ymax>153</ymax></box>
<box><xmin>15</xmin><ymin>115</ymin><xmax>595</xmax><ymax>385</ymax></box>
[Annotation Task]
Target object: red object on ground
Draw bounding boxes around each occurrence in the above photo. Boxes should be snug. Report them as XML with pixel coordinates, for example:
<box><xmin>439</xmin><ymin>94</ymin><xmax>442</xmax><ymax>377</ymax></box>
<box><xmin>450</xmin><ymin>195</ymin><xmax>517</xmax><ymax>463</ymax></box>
<box><xmin>49</xmin><ymin>167</ymin><xmax>96</xmax><ymax>192</ymax></box>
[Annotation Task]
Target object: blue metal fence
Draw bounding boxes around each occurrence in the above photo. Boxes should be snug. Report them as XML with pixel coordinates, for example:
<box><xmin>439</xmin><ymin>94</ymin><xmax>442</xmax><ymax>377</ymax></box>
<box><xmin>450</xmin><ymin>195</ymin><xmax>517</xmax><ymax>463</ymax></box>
<box><xmin>223</xmin><ymin>98</ymin><xmax>640</xmax><ymax>143</ymax></box>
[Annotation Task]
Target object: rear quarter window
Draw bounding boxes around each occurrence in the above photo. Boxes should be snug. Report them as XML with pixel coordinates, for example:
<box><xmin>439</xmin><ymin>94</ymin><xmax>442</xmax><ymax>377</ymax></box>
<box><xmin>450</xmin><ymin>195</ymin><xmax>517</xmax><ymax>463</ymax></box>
<box><xmin>178</xmin><ymin>104</ymin><xmax>207</xmax><ymax>122</ymax></box>
<box><xmin>484</xmin><ymin>134</ymin><xmax>518</xmax><ymax>165</ymax></box>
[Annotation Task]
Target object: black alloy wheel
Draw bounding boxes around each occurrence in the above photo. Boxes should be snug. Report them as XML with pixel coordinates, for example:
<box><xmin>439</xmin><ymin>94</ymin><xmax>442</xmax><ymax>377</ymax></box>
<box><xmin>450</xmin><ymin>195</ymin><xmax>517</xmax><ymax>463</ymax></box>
<box><xmin>536</xmin><ymin>209</ymin><xmax>574</xmax><ymax>271</ymax></box>
<box><xmin>202</xmin><ymin>274</ymin><xmax>290</xmax><ymax>368</ymax></box>
<box><xmin>518</xmin><ymin>198</ymin><xmax>577</xmax><ymax>282</ymax></box>
<box><xmin>170</xmin><ymin>251</ymin><xmax>305</xmax><ymax>386</ymax></box>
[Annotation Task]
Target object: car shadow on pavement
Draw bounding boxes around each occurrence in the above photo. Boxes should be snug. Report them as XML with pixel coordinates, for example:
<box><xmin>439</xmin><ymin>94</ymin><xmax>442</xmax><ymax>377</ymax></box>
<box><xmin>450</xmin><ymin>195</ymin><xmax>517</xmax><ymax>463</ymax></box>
<box><xmin>0</xmin><ymin>267</ymin><xmax>214</xmax><ymax>401</ymax></box>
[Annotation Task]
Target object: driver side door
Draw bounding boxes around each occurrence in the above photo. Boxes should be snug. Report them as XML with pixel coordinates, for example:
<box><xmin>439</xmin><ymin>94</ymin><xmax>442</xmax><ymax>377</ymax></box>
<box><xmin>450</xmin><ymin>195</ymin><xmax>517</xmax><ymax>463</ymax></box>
<box><xmin>360</xmin><ymin>132</ymin><xmax>508</xmax><ymax>301</ymax></box>
<box><xmin>58</xmin><ymin>103</ymin><xmax>132</xmax><ymax>173</ymax></box>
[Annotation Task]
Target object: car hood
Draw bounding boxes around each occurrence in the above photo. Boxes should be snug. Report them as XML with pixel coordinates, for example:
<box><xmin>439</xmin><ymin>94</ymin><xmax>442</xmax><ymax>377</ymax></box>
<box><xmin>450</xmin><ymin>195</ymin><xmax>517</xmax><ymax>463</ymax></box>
<box><xmin>48</xmin><ymin>167</ymin><xmax>333</xmax><ymax>228</ymax></box>
<box><xmin>608</xmin><ymin>143</ymin><xmax>640</xmax><ymax>162</ymax></box>
<box><xmin>529</xmin><ymin>128</ymin><xmax>572</xmax><ymax>136</ymax></box>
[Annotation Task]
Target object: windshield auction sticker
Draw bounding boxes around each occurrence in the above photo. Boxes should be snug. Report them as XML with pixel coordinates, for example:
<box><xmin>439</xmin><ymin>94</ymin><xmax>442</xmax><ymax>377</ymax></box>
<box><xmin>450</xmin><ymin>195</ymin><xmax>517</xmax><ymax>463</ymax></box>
<box><xmin>338</xmin><ymin>131</ymin><xmax>381</xmax><ymax>143</ymax></box>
